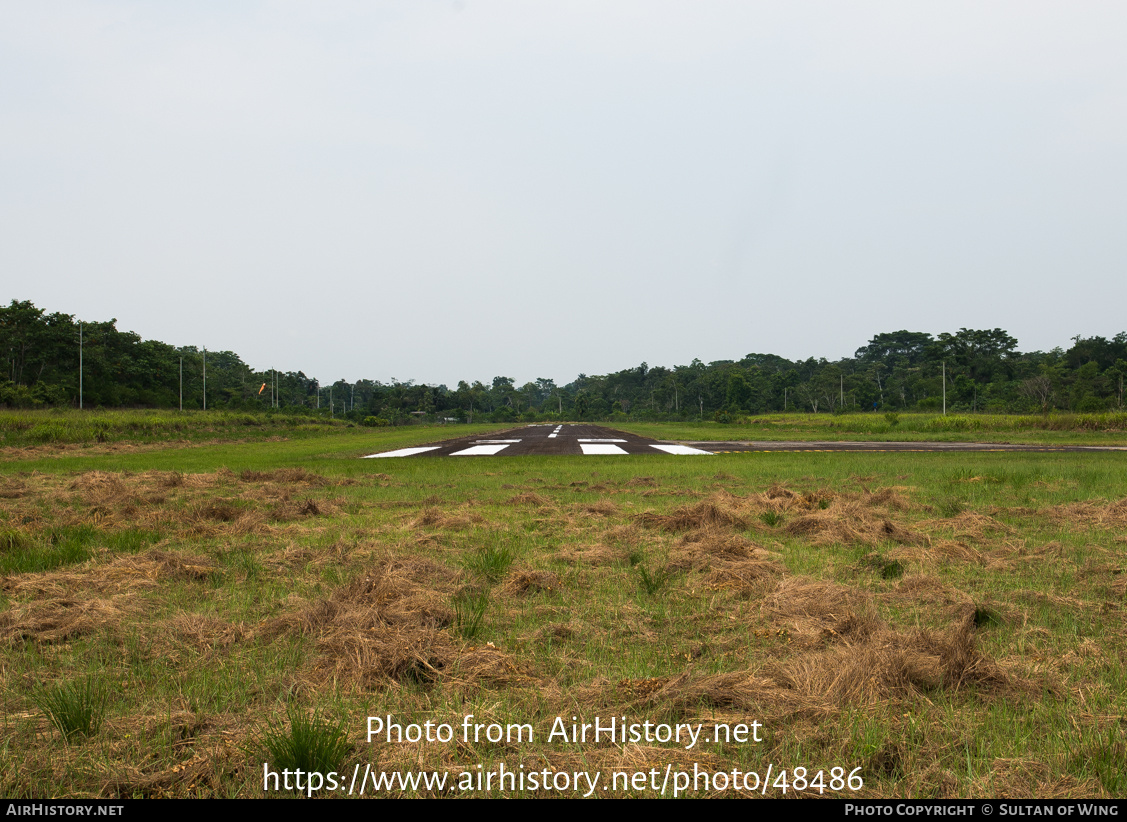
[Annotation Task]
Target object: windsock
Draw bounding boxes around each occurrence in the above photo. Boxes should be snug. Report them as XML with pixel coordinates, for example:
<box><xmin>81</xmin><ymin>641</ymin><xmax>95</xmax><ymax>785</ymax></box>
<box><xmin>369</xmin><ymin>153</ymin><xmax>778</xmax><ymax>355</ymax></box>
<box><xmin>258</xmin><ymin>383</ymin><xmax>267</xmax><ymax>395</ymax></box>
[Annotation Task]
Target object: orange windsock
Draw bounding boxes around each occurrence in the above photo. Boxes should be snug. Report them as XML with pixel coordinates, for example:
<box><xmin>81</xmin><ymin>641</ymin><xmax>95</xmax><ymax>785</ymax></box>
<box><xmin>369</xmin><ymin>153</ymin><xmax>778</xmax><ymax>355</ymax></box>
<box><xmin>258</xmin><ymin>383</ymin><xmax>267</xmax><ymax>395</ymax></box>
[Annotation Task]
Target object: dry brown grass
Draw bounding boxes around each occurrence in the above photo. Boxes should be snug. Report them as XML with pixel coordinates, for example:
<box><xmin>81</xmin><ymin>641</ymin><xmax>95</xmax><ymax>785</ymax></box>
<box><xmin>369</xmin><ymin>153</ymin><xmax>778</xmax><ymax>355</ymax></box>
<box><xmin>164</xmin><ymin>613</ymin><xmax>247</xmax><ymax>650</ymax></box>
<box><xmin>667</xmin><ymin>527</ymin><xmax>782</xmax><ymax>596</ymax></box>
<box><xmin>594</xmin><ymin>611</ymin><xmax>1012</xmax><ymax>722</ymax></box>
<box><xmin>579</xmin><ymin>500</ymin><xmax>619</xmax><ymax>516</ymax></box>
<box><xmin>238</xmin><ymin>468</ymin><xmax>327</xmax><ymax>485</ymax></box>
<box><xmin>2</xmin><ymin>461</ymin><xmax>1120</xmax><ymax>798</ymax></box>
<box><xmin>1045</xmin><ymin>497</ymin><xmax>1127</xmax><ymax>530</ymax></box>
<box><xmin>773</xmin><ymin>495</ymin><xmax>927</xmax><ymax>547</ymax></box>
<box><xmin>3</xmin><ymin>548</ymin><xmax>220</xmax><ymax>598</ymax></box>
<box><xmin>765</xmin><ymin>578</ymin><xmax>883</xmax><ymax>645</ymax></box>
<box><xmin>0</xmin><ymin>595</ymin><xmax>136</xmax><ymax>645</ymax></box>
<box><xmin>507</xmin><ymin>492</ymin><xmax>552</xmax><ymax>507</ymax></box>
<box><xmin>636</xmin><ymin>500</ymin><xmax>748</xmax><ymax>531</ymax></box>
<box><xmin>502</xmin><ymin>570</ymin><xmax>561</xmax><ymax>596</ymax></box>
<box><xmin>412</xmin><ymin>507</ymin><xmax>486</xmax><ymax>530</ymax></box>
<box><xmin>918</xmin><ymin>511</ymin><xmax>1014</xmax><ymax>539</ymax></box>
<box><xmin>970</xmin><ymin>758</ymin><xmax>1105</xmax><ymax>799</ymax></box>
<box><xmin>251</xmin><ymin>555</ymin><xmax>546</xmax><ymax>691</ymax></box>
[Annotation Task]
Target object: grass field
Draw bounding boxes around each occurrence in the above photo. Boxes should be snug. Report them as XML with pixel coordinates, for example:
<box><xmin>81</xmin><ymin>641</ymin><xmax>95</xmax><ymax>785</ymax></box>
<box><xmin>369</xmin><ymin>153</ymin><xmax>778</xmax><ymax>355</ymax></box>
<box><xmin>616</xmin><ymin>411</ymin><xmax>1127</xmax><ymax>446</ymax></box>
<box><xmin>1</xmin><ymin>414</ymin><xmax>1125</xmax><ymax>798</ymax></box>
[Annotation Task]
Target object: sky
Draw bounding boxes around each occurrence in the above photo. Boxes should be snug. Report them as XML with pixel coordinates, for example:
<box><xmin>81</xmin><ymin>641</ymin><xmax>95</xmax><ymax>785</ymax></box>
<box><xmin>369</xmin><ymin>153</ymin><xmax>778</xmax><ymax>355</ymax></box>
<box><xmin>3</xmin><ymin>1</ymin><xmax>1126</xmax><ymax>388</ymax></box>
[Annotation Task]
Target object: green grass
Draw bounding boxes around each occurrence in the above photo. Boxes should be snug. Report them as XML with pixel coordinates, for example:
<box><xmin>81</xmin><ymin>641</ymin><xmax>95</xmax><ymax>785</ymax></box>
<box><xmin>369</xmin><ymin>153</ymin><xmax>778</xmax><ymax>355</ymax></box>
<box><xmin>33</xmin><ymin>678</ymin><xmax>108</xmax><ymax>743</ymax></box>
<box><xmin>2</xmin><ymin>418</ymin><xmax>1126</xmax><ymax>797</ymax></box>
<box><xmin>465</xmin><ymin>540</ymin><xmax>516</xmax><ymax>583</ymax></box>
<box><xmin>452</xmin><ymin>588</ymin><xmax>489</xmax><ymax>640</ymax></box>
<box><xmin>255</xmin><ymin>706</ymin><xmax>352</xmax><ymax>794</ymax></box>
<box><xmin>0</xmin><ymin>526</ymin><xmax>162</xmax><ymax>575</ymax></box>
<box><xmin>636</xmin><ymin>563</ymin><xmax>674</xmax><ymax>596</ymax></box>
<box><xmin>612</xmin><ymin>411</ymin><xmax>1127</xmax><ymax>445</ymax></box>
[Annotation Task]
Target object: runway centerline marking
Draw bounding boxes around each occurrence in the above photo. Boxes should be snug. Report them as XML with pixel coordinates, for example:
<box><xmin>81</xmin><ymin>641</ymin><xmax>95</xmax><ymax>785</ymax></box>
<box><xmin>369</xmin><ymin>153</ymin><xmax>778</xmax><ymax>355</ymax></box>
<box><xmin>577</xmin><ymin>438</ymin><xmax>627</xmax><ymax>443</ymax></box>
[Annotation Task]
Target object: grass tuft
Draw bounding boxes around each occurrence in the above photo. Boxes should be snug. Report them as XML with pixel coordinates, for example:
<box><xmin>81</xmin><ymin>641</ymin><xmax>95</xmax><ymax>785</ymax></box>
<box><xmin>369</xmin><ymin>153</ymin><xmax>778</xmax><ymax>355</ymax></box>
<box><xmin>466</xmin><ymin>543</ymin><xmax>514</xmax><ymax>583</ymax></box>
<box><xmin>34</xmin><ymin>678</ymin><xmax>108</xmax><ymax>743</ymax></box>
<box><xmin>257</xmin><ymin>706</ymin><xmax>352</xmax><ymax>792</ymax></box>
<box><xmin>453</xmin><ymin>588</ymin><xmax>489</xmax><ymax>639</ymax></box>
<box><xmin>636</xmin><ymin>564</ymin><xmax>674</xmax><ymax>596</ymax></box>
<box><xmin>973</xmin><ymin>606</ymin><xmax>1002</xmax><ymax>629</ymax></box>
<box><xmin>1067</xmin><ymin>728</ymin><xmax>1127</xmax><ymax>795</ymax></box>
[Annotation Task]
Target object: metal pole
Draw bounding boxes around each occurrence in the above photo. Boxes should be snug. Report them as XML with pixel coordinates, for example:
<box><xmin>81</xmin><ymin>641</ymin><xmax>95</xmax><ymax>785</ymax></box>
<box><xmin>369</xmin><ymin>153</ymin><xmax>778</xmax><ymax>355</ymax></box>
<box><xmin>79</xmin><ymin>323</ymin><xmax>83</xmax><ymax>410</ymax></box>
<box><xmin>942</xmin><ymin>361</ymin><xmax>946</xmax><ymax>416</ymax></box>
<box><xmin>179</xmin><ymin>357</ymin><xmax>182</xmax><ymax>411</ymax></box>
<box><xmin>203</xmin><ymin>348</ymin><xmax>207</xmax><ymax>411</ymax></box>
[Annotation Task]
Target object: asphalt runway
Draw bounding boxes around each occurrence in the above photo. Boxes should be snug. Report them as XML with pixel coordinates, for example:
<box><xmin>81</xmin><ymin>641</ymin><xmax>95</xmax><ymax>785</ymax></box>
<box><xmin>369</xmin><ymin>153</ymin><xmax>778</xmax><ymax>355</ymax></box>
<box><xmin>362</xmin><ymin>425</ymin><xmax>1127</xmax><ymax>458</ymax></box>
<box><xmin>363</xmin><ymin>424</ymin><xmax>713</xmax><ymax>457</ymax></box>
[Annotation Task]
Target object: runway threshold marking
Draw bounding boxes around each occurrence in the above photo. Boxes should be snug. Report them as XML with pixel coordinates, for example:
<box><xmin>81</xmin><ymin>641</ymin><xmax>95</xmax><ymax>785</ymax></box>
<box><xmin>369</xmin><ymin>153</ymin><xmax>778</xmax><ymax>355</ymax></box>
<box><xmin>580</xmin><ymin>443</ymin><xmax>629</xmax><ymax>455</ymax></box>
<box><xmin>363</xmin><ymin>446</ymin><xmax>441</xmax><ymax>458</ymax></box>
<box><xmin>650</xmin><ymin>444</ymin><xmax>714</xmax><ymax>456</ymax></box>
<box><xmin>452</xmin><ymin>443</ymin><xmax>516</xmax><ymax>456</ymax></box>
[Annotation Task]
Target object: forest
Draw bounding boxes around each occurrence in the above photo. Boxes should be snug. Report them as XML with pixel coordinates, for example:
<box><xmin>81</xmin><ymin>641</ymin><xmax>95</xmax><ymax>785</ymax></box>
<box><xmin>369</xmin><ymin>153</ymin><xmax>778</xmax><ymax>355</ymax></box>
<box><xmin>2</xmin><ymin>299</ymin><xmax>1126</xmax><ymax>423</ymax></box>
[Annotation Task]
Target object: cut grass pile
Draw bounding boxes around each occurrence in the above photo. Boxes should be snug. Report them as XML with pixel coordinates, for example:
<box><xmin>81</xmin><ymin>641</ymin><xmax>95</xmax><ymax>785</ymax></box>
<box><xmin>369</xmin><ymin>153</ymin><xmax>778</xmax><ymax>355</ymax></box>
<box><xmin>0</xmin><ymin>425</ymin><xmax>1125</xmax><ymax>798</ymax></box>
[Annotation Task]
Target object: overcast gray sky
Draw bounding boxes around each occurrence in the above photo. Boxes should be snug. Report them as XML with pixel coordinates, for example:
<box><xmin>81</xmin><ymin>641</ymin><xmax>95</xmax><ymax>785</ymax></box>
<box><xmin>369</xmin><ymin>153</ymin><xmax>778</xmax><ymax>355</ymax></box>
<box><xmin>3</xmin><ymin>2</ymin><xmax>1125</xmax><ymax>387</ymax></box>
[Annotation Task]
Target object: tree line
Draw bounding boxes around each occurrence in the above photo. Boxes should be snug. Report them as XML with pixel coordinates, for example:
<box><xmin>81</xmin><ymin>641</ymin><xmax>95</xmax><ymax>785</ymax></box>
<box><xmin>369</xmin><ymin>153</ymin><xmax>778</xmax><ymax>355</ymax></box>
<box><xmin>3</xmin><ymin>300</ymin><xmax>1125</xmax><ymax>422</ymax></box>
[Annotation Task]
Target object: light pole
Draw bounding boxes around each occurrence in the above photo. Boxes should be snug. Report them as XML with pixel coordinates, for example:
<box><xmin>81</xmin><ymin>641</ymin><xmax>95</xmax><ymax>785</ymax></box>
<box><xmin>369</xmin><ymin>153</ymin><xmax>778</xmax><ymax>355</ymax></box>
<box><xmin>942</xmin><ymin>362</ymin><xmax>946</xmax><ymax>416</ymax></box>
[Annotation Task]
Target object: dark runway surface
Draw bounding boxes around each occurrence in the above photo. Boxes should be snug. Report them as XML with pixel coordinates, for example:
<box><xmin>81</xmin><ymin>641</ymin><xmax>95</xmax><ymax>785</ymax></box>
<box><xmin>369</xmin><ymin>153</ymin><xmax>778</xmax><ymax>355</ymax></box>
<box><xmin>362</xmin><ymin>425</ymin><xmax>1127</xmax><ymax>458</ymax></box>
<box><xmin>363</xmin><ymin>424</ymin><xmax>713</xmax><ymax>458</ymax></box>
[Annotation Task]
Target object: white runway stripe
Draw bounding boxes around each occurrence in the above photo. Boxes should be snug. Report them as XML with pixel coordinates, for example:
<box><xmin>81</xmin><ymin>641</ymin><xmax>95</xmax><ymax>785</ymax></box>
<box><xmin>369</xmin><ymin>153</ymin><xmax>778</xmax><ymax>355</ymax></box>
<box><xmin>363</xmin><ymin>447</ymin><xmax>441</xmax><ymax>458</ymax></box>
<box><xmin>474</xmin><ymin>439</ymin><xmax>522</xmax><ymax>444</ymax></box>
<box><xmin>578</xmin><ymin>438</ymin><xmax>626</xmax><ymax>443</ymax></box>
<box><xmin>580</xmin><ymin>443</ymin><xmax>629</xmax><ymax>455</ymax></box>
<box><xmin>452</xmin><ymin>444</ymin><xmax>513</xmax><ymax>455</ymax></box>
<box><xmin>650</xmin><ymin>444</ymin><xmax>714</xmax><ymax>456</ymax></box>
